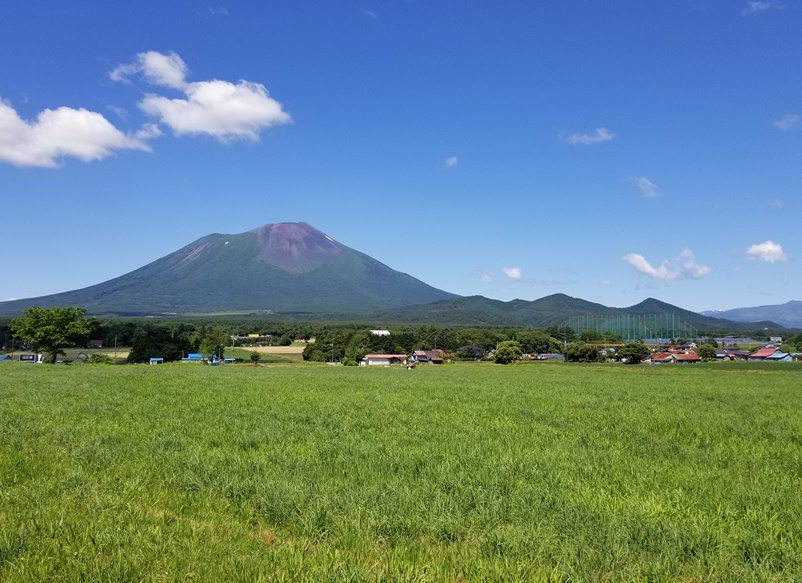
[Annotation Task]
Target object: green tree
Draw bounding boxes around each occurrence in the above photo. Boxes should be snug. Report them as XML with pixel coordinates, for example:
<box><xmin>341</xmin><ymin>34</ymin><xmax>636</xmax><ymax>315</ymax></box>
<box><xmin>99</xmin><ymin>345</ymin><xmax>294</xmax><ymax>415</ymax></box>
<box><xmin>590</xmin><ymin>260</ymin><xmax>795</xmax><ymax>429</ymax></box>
<box><xmin>564</xmin><ymin>341</ymin><xmax>598</xmax><ymax>363</ymax></box>
<box><xmin>787</xmin><ymin>332</ymin><xmax>802</xmax><ymax>351</ymax></box>
<box><xmin>618</xmin><ymin>341</ymin><xmax>652</xmax><ymax>364</ymax></box>
<box><xmin>697</xmin><ymin>344</ymin><xmax>717</xmax><ymax>361</ymax></box>
<box><xmin>126</xmin><ymin>323</ymin><xmax>196</xmax><ymax>363</ymax></box>
<box><xmin>87</xmin><ymin>353</ymin><xmax>114</xmax><ymax>365</ymax></box>
<box><xmin>199</xmin><ymin>326</ymin><xmax>230</xmax><ymax>359</ymax></box>
<box><xmin>545</xmin><ymin>325</ymin><xmax>576</xmax><ymax>345</ymax></box>
<box><xmin>517</xmin><ymin>329</ymin><xmax>562</xmax><ymax>355</ymax></box>
<box><xmin>11</xmin><ymin>306</ymin><xmax>96</xmax><ymax>364</ymax></box>
<box><xmin>250</xmin><ymin>350</ymin><xmax>261</xmax><ymax>366</ymax></box>
<box><xmin>494</xmin><ymin>341</ymin><xmax>522</xmax><ymax>364</ymax></box>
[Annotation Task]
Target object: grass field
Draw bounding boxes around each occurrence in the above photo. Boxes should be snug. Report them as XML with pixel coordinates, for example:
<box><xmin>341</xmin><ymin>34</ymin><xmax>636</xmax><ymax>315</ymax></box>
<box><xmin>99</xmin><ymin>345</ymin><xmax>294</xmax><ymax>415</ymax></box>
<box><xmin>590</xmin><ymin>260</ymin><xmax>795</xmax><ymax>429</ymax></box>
<box><xmin>1</xmin><ymin>362</ymin><xmax>801</xmax><ymax>581</ymax></box>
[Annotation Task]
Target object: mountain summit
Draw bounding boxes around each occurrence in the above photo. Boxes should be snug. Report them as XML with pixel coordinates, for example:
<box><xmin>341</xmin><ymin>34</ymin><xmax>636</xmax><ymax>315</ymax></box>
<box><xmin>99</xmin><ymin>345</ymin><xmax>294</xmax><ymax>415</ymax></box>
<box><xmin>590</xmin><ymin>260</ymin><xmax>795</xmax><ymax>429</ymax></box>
<box><xmin>0</xmin><ymin>222</ymin><xmax>458</xmax><ymax>316</ymax></box>
<box><xmin>250</xmin><ymin>222</ymin><xmax>343</xmax><ymax>273</ymax></box>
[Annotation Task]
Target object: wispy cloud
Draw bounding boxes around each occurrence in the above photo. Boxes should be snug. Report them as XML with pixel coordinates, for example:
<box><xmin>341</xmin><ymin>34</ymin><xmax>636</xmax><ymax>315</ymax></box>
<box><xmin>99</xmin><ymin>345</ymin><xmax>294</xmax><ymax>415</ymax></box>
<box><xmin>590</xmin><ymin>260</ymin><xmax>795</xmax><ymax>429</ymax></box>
<box><xmin>773</xmin><ymin>113</ymin><xmax>799</xmax><ymax>131</ymax></box>
<box><xmin>363</xmin><ymin>10</ymin><xmax>378</xmax><ymax>20</ymax></box>
<box><xmin>631</xmin><ymin>176</ymin><xmax>660</xmax><ymax>198</ymax></box>
<box><xmin>741</xmin><ymin>1</ymin><xmax>784</xmax><ymax>15</ymax></box>
<box><xmin>561</xmin><ymin>127</ymin><xmax>616</xmax><ymax>145</ymax></box>
<box><xmin>0</xmin><ymin>98</ymin><xmax>151</xmax><ymax>168</ymax></box>
<box><xmin>503</xmin><ymin>267</ymin><xmax>522</xmax><ymax>280</ymax></box>
<box><xmin>480</xmin><ymin>272</ymin><xmax>492</xmax><ymax>283</ymax></box>
<box><xmin>623</xmin><ymin>249</ymin><xmax>711</xmax><ymax>280</ymax></box>
<box><xmin>111</xmin><ymin>51</ymin><xmax>292</xmax><ymax>142</ymax></box>
<box><xmin>445</xmin><ymin>155</ymin><xmax>458</xmax><ymax>168</ymax></box>
<box><xmin>208</xmin><ymin>6</ymin><xmax>229</xmax><ymax>16</ymax></box>
<box><xmin>746</xmin><ymin>240</ymin><xmax>787</xmax><ymax>262</ymax></box>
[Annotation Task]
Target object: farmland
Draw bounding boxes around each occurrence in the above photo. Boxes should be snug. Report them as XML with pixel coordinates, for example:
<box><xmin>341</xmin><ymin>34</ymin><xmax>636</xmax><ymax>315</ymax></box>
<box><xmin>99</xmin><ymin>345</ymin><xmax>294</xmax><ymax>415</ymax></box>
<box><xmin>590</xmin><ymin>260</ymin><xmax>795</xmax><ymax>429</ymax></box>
<box><xmin>1</xmin><ymin>363</ymin><xmax>801</xmax><ymax>581</ymax></box>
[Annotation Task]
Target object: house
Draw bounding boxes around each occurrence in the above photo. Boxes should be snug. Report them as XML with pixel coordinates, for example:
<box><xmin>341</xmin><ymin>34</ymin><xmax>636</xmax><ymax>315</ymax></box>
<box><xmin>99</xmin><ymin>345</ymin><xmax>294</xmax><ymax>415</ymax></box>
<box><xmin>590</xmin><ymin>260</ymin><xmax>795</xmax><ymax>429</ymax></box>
<box><xmin>716</xmin><ymin>348</ymin><xmax>750</xmax><ymax>361</ymax></box>
<box><xmin>411</xmin><ymin>350</ymin><xmax>444</xmax><ymax>365</ymax></box>
<box><xmin>149</xmin><ymin>357</ymin><xmax>164</xmax><ymax>365</ymax></box>
<box><xmin>648</xmin><ymin>350</ymin><xmax>700</xmax><ymax>364</ymax></box>
<box><xmin>360</xmin><ymin>354</ymin><xmax>408</xmax><ymax>366</ymax></box>
<box><xmin>457</xmin><ymin>345</ymin><xmax>484</xmax><ymax>359</ymax></box>
<box><xmin>649</xmin><ymin>352</ymin><xmax>676</xmax><ymax>364</ymax></box>
<box><xmin>370</xmin><ymin>330</ymin><xmax>391</xmax><ymax>336</ymax></box>
<box><xmin>750</xmin><ymin>347</ymin><xmax>793</xmax><ymax>362</ymax></box>
<box><xmin>537</xmin><ymin>353</ymin><xmax>565</xmax><ymax>360</ymax></box>
<box><xmin>88</xmin><ymin>339</ymin><xmax>104</xmax><ymax>348</ymax></box>
<box><xmin>181</xmin><ymin>353</ymin><xmax>203</xmax><ymax>363</ymax></box>
<box><xmin>18</xmin><ymin>354</ymin><xmax>44</xmax><ymax>363</ymax></box>
<box><xmin>675</xmin><ymin>351</ymin><xmax>701</xmax><ymax>364</ymax></box>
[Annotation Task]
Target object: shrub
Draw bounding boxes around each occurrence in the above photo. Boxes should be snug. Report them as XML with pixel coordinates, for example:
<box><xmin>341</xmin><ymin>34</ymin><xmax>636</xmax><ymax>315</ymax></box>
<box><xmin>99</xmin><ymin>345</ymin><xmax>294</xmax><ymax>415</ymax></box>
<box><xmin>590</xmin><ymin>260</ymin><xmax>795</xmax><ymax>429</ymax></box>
<box><xmin>87</xmin><ymin>353</ymin><xmax>114</xmax><ymax>365</ymax></box>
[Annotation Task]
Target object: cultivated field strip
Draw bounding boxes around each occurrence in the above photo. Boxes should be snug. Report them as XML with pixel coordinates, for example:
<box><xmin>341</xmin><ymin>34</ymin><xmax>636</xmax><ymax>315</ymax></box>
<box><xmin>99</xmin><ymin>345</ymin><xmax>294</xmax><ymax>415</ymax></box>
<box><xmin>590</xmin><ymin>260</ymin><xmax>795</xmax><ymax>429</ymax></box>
<box><xmin>1</xmin><ymin>363</ymin><xmax>801</xmax><ymax>581</ymax></box>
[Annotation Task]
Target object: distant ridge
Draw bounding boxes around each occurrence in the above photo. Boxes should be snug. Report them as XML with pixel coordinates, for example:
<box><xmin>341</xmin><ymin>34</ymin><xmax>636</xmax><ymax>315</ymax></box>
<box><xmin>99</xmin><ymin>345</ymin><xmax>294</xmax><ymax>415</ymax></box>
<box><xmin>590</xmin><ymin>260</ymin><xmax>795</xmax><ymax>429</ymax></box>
<box><xmin>0</xmin><ymin>222</ymin><xmax>458</xmax><ymax>316</ymax></box>
<box><xmin>701</xmin><ymin>300</ymin><xmax>802</xmax><ymax>329</ymax></box>
<box><xmin>374</xmin><ymin>293</ymin><xmax>786</xmax><ymax>331</ymax></box>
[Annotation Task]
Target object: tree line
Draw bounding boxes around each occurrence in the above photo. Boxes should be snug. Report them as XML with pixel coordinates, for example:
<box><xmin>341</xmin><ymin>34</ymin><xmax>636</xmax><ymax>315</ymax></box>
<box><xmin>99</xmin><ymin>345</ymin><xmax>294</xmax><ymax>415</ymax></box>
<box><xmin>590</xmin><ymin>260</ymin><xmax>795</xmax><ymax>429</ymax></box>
<box><xmin>3</xmin><ymin>306</ymin><xmax>802</xmax><ymax>364</ymax></box>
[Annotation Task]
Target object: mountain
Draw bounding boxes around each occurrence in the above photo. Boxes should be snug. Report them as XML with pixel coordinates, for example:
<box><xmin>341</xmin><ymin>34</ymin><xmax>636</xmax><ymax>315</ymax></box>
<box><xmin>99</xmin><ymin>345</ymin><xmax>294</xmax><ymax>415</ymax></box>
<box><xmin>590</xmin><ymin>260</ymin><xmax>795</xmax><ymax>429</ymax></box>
<box><xmin>374</xmin><ymin>293</ymin><xmax>785</xmax><ymax>331</ymax></box>
<box><xmin>0</xmin><ymin>222</ymin><xmax>458</xmax><ymax>316</ymax></box>
<box><xmin>701</xmin><ymin>301</ymin><xmax>802</xmax><ymax>329</ymax></box>
<box><xmin>0</xmin><ymin>221</ymin><xmax>792</xmax><ymax>332</ymax></box>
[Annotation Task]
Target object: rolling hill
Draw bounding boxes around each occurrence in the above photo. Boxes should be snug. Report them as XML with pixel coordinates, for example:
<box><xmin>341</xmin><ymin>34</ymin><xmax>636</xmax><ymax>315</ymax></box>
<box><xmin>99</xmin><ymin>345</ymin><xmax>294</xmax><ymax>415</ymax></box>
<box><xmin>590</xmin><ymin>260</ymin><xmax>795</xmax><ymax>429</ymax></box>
<box><xmin>374</xmin><ymin>293</ymin><xmax>786</xmax><ymax>332</ymax></box>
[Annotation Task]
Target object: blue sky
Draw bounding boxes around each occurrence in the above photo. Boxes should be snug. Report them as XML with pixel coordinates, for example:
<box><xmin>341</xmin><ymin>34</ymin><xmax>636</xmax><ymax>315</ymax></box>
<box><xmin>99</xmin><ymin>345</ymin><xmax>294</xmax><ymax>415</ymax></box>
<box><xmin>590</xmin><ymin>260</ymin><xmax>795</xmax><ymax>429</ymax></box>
<box><xmin>1</xmin><ymin>1</ymin><xmax>799</xmax><ymax>313</ymax></box>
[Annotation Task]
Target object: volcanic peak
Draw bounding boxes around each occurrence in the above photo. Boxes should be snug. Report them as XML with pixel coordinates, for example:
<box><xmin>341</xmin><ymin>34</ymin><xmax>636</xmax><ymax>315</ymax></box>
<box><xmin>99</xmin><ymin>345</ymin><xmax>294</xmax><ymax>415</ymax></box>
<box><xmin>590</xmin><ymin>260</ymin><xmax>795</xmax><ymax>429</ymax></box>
<box><xmin>250</xmin><ymin>222</ymin><xmax>343</xmax><ymax>273</ymax></box>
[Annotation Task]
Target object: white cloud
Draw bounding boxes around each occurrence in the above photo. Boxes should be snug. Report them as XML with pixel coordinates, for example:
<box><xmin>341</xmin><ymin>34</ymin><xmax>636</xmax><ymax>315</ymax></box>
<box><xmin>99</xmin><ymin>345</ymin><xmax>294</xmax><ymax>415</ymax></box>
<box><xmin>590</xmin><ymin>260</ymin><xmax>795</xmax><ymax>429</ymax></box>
<box><xmin>741</xmin><ymin>1</ymin><xmax>784</xmax><ymax>15</ymax></box>
<box><xmin>446</xmin><ymin>155</ymin><xmax>458</xmax><ymax>168</ymax></box>
<box><xmin>134</xmin><ymin>123</ymin><xmax>163</xmax><ymax>140</ymax></box>
<box><xmin>622</xmin><ymin>249</ymin><xmax>711</xmax><ymax>281</ymax></box>
<box><xmin>773</xmin><ymin>113</ymin><xmax>799</xmax><ymax>131</ymax></box>
<box><xmin>0</xmin><ymin>98</ymin><xmax>151</xmax><ymax>168</ymax></box>
<box><xmin>364</xmin><ymin>10</ymin><xmax>378</xmax><ymax>20</ymax></box>
<box><xmin>208</xmin><ymin>6</ymin><xmax>229</xmax><ymax>16</ymax></box>
<box><xmin>480</xmin><ymin>272</ymin><xmax>492</xmax><ymax>283</ymax></box>
<box><xmin>746</xmin><ymin>240</ymin><xmax>787</xmax><ymax>262</ymax></box>
<box><xmin>111</xmin><ymin>51</ymin><xmax>189</xmax><ymax>90</ymax></box>
<box><xmin>112</xmin><ymin>51</ymin><xmax>291</xmax><ymax>141</ymax></box>
<box><xmin>562</xmin><ymin>127</ymin><xmax>616</xmax><ymax>145</ymax></box>
<box><xmin>503</xmin><ymin>267</ymin><xmax>522</xmax><ymax>280</ymax></box>
<box><xmin>631</xmin><ymin>176</ymin><xmax>660</xmax><ymax>198</ymax></box>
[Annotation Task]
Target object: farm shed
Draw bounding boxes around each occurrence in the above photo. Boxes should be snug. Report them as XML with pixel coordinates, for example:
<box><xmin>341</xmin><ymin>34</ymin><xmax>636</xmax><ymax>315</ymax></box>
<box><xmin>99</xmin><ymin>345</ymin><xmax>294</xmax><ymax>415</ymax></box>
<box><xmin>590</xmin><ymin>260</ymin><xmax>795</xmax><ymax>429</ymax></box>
<box><xmin>716</xmin><ymin>349</ymin><xmax>750</xmax><ymax>361</ymax></box>
<box><xmin>648</xmin><ymin>350</ymin><xmax>699</xmax><ymax>364</ymax></box>
<box><xmin>411</xmin><ymin>350</ymin><xmax>444</xmax><ymax>365</ymax></box>
<box><xmin>750</xmin><ymin>347</ymin><xmax>793</xmax><ymax>362</ymax></box>
<box><xmin>360</xmin><ymin>354</ymin><xmax>408</xmax><ymax>366</ymax></box>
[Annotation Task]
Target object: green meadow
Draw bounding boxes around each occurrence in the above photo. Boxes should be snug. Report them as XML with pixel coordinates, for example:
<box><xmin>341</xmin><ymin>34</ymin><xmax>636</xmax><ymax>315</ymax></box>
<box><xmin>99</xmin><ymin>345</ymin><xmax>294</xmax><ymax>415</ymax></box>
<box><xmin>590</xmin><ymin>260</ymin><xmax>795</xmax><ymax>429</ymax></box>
<box><xmin>1</xmin><ymin>363</ymin><xmax>801</xmax><ymax>581</ymax></box>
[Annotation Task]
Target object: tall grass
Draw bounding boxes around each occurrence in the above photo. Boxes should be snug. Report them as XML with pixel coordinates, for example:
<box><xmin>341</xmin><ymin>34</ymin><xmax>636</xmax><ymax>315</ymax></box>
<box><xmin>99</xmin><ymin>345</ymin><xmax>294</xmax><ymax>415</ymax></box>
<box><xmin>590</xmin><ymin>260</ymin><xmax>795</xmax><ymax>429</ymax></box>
<box><xmin>1</xmin><ymin>363</ymin><xmax>801</xmax><ymax>581</ymax></box>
